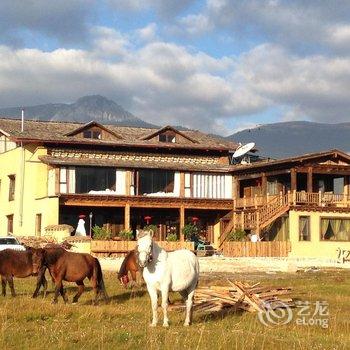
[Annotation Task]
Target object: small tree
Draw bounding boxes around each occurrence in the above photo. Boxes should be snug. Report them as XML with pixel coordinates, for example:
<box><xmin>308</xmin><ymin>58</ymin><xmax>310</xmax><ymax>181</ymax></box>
<box><xmin>92</xmin><ymin>225</ymin><xmax>112</xmax><ymax>240</ymax></box>
<box><xmin>144</xmin><ymin>224</ymin><xmax>157</xmax><ymax>234</ymax></box>
<box><xmin>118</xmin><ymin>229</ymin><xmax>134</xmax><ymax>241</ymax></box>
<box><xmin>226</xmin><ymin>229</ymin><xmax>246</xmax><ymax>242</ymax></box>
<box><xmin>166</xmin><ymin>233</ymin><xmax>178</xmax><ymax>242</ymax></box>
<box><xmin>182</xmin><ymin>223</ymin><xmax>199</xmax><ymax>241</ymax></box>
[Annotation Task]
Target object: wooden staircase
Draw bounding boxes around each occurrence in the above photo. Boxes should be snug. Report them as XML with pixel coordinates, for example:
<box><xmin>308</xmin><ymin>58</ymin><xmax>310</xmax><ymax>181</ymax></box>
<box><xmin>219</xmin><ymin>193</ymin><xmax>290</xmax><ymax>248</ymax></box>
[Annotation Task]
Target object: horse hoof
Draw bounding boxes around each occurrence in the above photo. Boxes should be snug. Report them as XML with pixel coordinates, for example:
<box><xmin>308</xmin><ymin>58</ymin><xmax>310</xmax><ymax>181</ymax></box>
<box><xmin>163</xmin><ymin>323</ymin><xmax>169</xmax><ymax>328</ymax></box>
<box><xmin>51</xmin><ymin>300</ymin><xmax>58</xmax><ymax>305</ymax></box>
<box><xmin>150</xmin><ymin>323</ymin><xmax>157</xmax><ymax>327</ymax></box>
<box><xmin>184</xmin><ymin>322</ymin><xmax>190</xmax><ymax>327</ymax></box>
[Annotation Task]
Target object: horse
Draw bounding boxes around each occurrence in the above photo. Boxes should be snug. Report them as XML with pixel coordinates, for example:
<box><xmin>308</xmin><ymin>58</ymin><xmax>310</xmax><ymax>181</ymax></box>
<box><xmin>0</xmin><ymin>248</ymin><xmax>45</xmax><ymax>297</ymax></box>
<box><xmin>41</xmin><ymin>247</ymin><xmax>108</xmax><ymax>304</ymax></box>
<box><xmin>136</xmin><ymin>230</ymin><xmax>199</xmax><ymax>327</ymax></box>
<box><xmin>118</xmin><ymin>250</ymin><xmax>140</xmax><ymax>287</ymax></box>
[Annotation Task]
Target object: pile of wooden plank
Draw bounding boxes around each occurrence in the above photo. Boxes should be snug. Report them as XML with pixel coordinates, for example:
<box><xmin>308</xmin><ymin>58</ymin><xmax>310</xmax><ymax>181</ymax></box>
<box><xmin>170</xmin><ymin>280</ymin><xmax>293</xmax><ymax>313</ymax></box>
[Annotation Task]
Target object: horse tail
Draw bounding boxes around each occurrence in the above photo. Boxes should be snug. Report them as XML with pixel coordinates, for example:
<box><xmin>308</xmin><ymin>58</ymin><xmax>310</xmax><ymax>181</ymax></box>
<box><xmin>94</xmin><ymin>258</ymin><xmax>108</xmax><ymax>299</ymax></box>
<box><xmin>117</xmin><ymin>250</ymin><xmax>132</xmax><ymax>280</ymax></box>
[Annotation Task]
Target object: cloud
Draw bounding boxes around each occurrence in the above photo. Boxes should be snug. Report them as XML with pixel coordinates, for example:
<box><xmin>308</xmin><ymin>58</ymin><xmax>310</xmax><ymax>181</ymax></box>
<box><xmin>177</xmin><ymin>0</ymin><xmax>350</xmax><ymax>54</ymax></box>
<box><xmin>0</xmin><ymin>0</ymin><xmax>96</xmax><ymax>46</ymax></box>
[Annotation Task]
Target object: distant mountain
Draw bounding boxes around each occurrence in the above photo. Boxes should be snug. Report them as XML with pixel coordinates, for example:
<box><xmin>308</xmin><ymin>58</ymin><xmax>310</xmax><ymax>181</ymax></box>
<box><xmin>227</xmin><ymin>121</ymin><xmax>350</xmax><ymax>158</ymax></box>
<box><xmin>0</xmin><ymin>95</ymin><xmax>156</xmax><ymax>128</ymax></box>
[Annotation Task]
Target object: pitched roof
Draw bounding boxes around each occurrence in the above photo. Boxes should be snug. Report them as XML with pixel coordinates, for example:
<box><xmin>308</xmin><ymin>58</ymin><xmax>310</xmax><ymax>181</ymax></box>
<box><xmin>140</xmin><ymin>125</ymin><xmax>199</xmax><ymax>144</ymax></box>
<box><xmin>233</xmin><ymin>149</ymin><xmax>350</xmax><ymax>173</ymax></box>
<box><xmin>0</xmin><ymin>118</ymin><xmax>238</xmax><ymax>151</ymax></box>
<box><xmin>64</xmin><ymin>121</ymin><xmax>124</xmax><ymax>139</ymax></box>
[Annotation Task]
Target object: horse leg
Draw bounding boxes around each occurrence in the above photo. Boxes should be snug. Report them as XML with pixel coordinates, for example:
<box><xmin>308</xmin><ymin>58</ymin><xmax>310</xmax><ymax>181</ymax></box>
<box><xmin>130</xmin><ymin>270</ymin><xmax>137</xmax><ymax>288</ymax></box>
<box><xmin>147</xmin><ymin>285</ymin><xmax>158</xmax><ymax>327</ymax></box>
<box><xmin>72</xmin><ymin>281</ymin><xmax>84</xmax><ymax>304</ymax></box>
<box><xmin>184</xmin><ymin>288</ymin><xmax>195</xmax><ymax>326</ymax></box>
<box><xmin>33</xmin><ymin>267</ymin><xmax>47</xmax><ymax>298</ymax></box>
<box><xmin>161</xmin><ymin>287</ymin><xmax>170</xmax><ymax>327</ymax></box>
<box><xmin>1</xmin><ymin>276</ymin><xmax>6</xmax><ymax>296</ymax></box>
<box><xmin>8</xmin><ymin>276</ymin><xmax>16</xmax><ymax>297</ymax></box>
<box><xmin>53</xmin><ymin>277</ymin><xmax>67</xmax><ymax>304</ymax></box>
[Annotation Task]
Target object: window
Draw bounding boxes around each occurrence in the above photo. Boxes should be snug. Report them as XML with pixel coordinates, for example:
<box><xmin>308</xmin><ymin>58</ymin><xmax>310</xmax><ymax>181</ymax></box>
<box><xmin>299</xmin><ymin>216</ymin><xmax>310</xmax><ymax>241</ymax></box>
<box><xmin>320</xmin><ymin>218</ymin><xmax>350</xmax><ymax>241</ymax></box>
<box><xmin>138</xmin><ymin>170</ymin><xmax>174</xmax><ymax>194</ymax></box>
<box><xmin>59</xmin><ymin>168</ymin><xmax>67</xmax><ymax>193</ymax></box>
<box><xmin>192</xmin><ymin>173</ymin><xmax>229</xmax><ymax>199</ymax></box>
<box><xmin>8</xmin><ymin>175</ymin><xmax>15</xmax><ymax>201</ymax></box>
<box><xmin>159</xmin><ymin>132</ymin><xmax>176</xmax><ymax>143</ymax></box>
<box><xmin>83</xmin><ymin>130</ymin><xmax>101</xmax><ymax>139</ymax></box>
<box><xmin>7</xmin><ymin>214</ymin><xmax>14</xmax><ymax>234</ymax></box>
<box><xmin>75</xmin><ymin>167</ymin><xmax>116</xmax><ymax>193</ymax></box>
<box><xmin>35</xmin><ymin>214</ymin><xmax>42</xmax><ymax>236</ymax></box>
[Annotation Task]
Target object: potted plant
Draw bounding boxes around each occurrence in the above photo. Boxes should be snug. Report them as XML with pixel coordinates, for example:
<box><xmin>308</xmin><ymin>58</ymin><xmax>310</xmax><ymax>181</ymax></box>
<box><xmin>91</xmin><ymin>225</ymin><xmax>111</xmax><ymax>240</ymax></box>
<box><xmin>226</xmin><ymin>229</ymin><xmax>247</xmax><ymax>242</ymax></box>
<box><xmin>182</xmin><ymin>223</ymin><xmax>199</xmax><ymax>241</ymax></box>
<box><xmin>118</xmin><ymin>229</ymin><xmax>134</xmax><ymax>241</ymax></box>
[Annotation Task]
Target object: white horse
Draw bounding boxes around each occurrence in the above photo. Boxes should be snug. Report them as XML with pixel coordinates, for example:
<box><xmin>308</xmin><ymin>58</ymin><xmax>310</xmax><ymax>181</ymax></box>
<box><xmin>136</xmin><ymin>230</ymin><xmax>199</xmax><ymax>327</ymax></box>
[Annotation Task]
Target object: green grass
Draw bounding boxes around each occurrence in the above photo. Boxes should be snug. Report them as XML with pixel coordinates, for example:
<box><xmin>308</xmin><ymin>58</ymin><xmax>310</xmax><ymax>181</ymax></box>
<box><xmin>0</xmin><ymin>270</ymin><xmax>350</xmax><ymax>349</ymax></box>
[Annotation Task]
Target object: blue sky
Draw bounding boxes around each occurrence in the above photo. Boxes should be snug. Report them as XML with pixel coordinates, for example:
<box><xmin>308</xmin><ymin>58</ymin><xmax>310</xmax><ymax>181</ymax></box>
<box><xmin>0</xmin><ymin>1</ymin><xmax>350</xmax><ymax>135</ymax></box>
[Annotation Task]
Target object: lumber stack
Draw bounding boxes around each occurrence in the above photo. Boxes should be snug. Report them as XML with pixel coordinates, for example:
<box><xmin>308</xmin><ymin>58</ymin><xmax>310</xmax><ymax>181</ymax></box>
<box><xmin>194</xmin><ymin>281</ymin><xmax>293</xmax><ymax>313</ymax></box>
<box><xmin>170</xmin><ymin>280</ymin><xmax>293</xmax><ymax>313</ymax></box>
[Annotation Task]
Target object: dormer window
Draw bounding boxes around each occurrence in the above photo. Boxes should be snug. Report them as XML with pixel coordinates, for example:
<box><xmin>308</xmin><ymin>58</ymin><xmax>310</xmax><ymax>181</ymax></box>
<box><xmin>83</xmin><ymin>130</ymin><xmax>101</xmax><ymax>139</ymax></box>
<box><xmin>159</xmin><ymin>131</ymin><xmax>176</xmax><ymax>143</ymax></box>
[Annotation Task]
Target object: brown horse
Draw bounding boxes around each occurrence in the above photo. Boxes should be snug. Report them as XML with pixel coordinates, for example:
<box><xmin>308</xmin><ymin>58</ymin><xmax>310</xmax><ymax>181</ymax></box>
<box><xmin>41</xmin><ymin>247</ymin><xmax>108</xmax><ymax>304</ymax></box>
<box><xmin>118</xmin><ymin>250</ymin><xmax>141</xmax><ymax>287</ymax></box>
<box><xmin>0</xmin><ymin>248</ymin><xmax>45</xmax><ymax>297</ymax></box>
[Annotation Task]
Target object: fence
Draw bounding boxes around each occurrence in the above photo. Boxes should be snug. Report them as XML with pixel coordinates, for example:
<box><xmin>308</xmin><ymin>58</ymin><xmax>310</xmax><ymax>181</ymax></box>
<box><xmin>91</xmin><ymin>240</ymin><xmax>194</xmax><ymax>255</ymax></box>
<box><xmin>222</xmin><ymin>241</ymin><xmax>291</xmax><ymax>257</ymax></box>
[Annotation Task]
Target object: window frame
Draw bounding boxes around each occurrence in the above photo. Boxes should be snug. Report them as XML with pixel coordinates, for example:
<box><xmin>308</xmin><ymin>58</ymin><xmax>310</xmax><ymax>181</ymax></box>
<box><xmin>7</xmin><ymin>214</ymin><xmax>14</xmax><ymax>234</ymax></box>
<box><xmin>8</xmin><ymin>174</ymin><xmax>15</xmax><ymax>201</ymax></box>
<box><xmin>298</xmin><ymin>215</ymin><xmax>311</xmax><ymax>241</ymax></box>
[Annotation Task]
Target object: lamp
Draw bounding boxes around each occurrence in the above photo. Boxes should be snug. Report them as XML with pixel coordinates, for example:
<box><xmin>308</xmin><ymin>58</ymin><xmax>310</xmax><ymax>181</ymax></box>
<box><xmin>89</xmin><ymin>212</ymin><xmax>93</xmax><ymax>236</ymax></box>
<box><xmin>144</xmin><ymin>215</ymin><xmax>152</xmax><ymax>225</ymax></box>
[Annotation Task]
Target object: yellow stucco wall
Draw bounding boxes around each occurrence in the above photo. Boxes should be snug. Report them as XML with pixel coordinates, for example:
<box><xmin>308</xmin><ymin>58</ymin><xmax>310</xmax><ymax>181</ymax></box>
<box><xmin>289</xmin><ymin>210</ymin><xmax>350</xmax><ymax>259</ymax></box>
<box><xmin>0</xmin><ymin>145</ymin><xmax>59</xmax><ymax>236</ymax></box>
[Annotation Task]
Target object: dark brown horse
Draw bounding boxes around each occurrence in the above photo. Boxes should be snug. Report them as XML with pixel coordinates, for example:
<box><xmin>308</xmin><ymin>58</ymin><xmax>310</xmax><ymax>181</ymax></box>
<box><xmin>118</xmin><ymin>250</ymin><xmax>141</xmax><ymax>287</ymax></box>
<box><xmin>0</xmin><ymin>248</ymin><xmax>45</xmax><ymax>297</ymax></box>
<box><xmin>41</xmin><ymin>247</ymin><xmax>108</xmax><ymax>304</ymax></box>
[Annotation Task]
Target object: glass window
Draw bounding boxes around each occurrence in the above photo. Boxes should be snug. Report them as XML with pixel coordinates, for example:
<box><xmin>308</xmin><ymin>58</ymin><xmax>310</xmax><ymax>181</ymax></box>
<box><xmin>138</xmin><ymin>170</ymin><xmax>174</xmax><ymax>194</ymax></box>
<box><xmin>299</xmin><ymin>216</ymin><xmax>310</xmax><ymax>241</ymax></box>
<box><xmin>8</xmin><ymin>175</ymin><xmax>15</xmax><ymax>201</ymax></box>
<box><xmin>159</xmin><ymin>132</ymin><xmax>176</xmax><ymax>143</ymax></box>
<box><xmin>75</xmin><ymin>167</ymin><xmax>116</xmax><ymax>193</ymax></box>
<box><xmin>7</xmin><ymin>214</ymin><xmax>14</xmax><ymax>234</ymax></box>
<box><xmin>83</xmin><ymin>130</ymin><xmax>101</xmax><ymax>139</ymax></box>
<box><xmin>320</xmin><ymin>218</ymin><xmax>350</xmax><ymax>241</ymax></box>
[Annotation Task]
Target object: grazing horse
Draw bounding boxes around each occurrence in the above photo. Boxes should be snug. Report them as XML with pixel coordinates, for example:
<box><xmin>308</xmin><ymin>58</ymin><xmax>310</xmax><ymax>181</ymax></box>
<box><xmin>0</xmin><ymin>248</ymin><xmax>45</xmax><ymax>297</ymax></box>
<box><xmin>42</xmin><ymin>247</ymin><xmax>108</xmax><ymax>304</ymax></box>
<box><xmin>136</xmin><ymin>230</ymin><xmax>199</xmax><ymax>327</ymax></box>
<box><xmin>118</xmin><ymin>250</ymin><xmax>140</xmax><ymax>287</ymax></box>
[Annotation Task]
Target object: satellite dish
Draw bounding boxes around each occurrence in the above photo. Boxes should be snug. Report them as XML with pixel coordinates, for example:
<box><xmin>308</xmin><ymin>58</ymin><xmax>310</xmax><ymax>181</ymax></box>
<box><xmin>232</xmin><ymin>142</ymin><xmax>255</xmax><ymax>158</ymax></box>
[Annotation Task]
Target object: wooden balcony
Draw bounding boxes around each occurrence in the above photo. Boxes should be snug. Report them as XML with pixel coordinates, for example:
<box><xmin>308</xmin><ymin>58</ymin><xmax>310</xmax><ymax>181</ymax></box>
<box><xmin>59</xmin><ymin>193</ymin><xmax>234</xmax><ymax>210</ymax></box>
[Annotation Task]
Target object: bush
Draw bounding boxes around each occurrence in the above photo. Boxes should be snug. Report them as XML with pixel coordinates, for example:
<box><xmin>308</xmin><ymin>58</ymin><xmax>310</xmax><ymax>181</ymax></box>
<box><xmin>118</xmin><ymin>229</ymin><xmax>133</xmax><ymax>241</ymax></box>
<box><xmin>226</xmin><ymin>229</ymin><xmax>247</xmax><ymax>242</ymax></box>
<box><xmin>166</xmin><ymin>233</ymin><xmax>178</xmax><ymax>242</ymax></box>
<box><xmin>182</xmin><ymin>223</ymin><xmax>199</xmax><ymax>241</ymax></box>
<box><xmin>92</xmin><ymin>225</ymin><xmax>111</xmax><ymax>240</ymax></box>
<box><xmin>143</xmin><ymin>224</ymin><xmax>157</xmax><ymax>234</ymax></box>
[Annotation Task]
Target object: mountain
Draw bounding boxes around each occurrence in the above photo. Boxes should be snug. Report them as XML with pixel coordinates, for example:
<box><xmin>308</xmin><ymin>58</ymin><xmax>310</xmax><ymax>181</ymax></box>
<box><xmin>227</xmin><ymin>121</ymin><xmax>350</xmax><ymax>159</ymax></box>
<box><xmin>0</xmin><ymin>95</ymin><xmax>155</xmax><ymax>128</ymax></box>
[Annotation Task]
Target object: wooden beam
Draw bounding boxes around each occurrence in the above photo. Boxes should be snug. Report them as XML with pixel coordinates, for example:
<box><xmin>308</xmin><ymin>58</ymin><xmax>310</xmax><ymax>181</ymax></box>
<box><xmin>180</xmin><ymin>206</ymin><xmax>185</xmax><ymax>241</ymax></box>
<box><xmin>125</xmin><ymin>170</ymin><xmax>131</xmax><ymax>196</ymax></box>
<box><xmin>124</xmin><ymin>204</ymin><xmax>130</xmax><ymax>231</ymax></box>
<box><xmin>291</xmin><ymin>168</ymin><xmax>297</xmax><ymax>191</ymax></box>
<box><xmin>307</xmin><ymin>167</ymin><xmax>313</xmax><ymax>193</ymax></box>
<box><xmin>180</xmin><ymin>172</ymin><xmax>185</xmax><ymax>198</ymax></box>
<box><xmin>261</xmin><ymin>173</ymin><xmax>267</xmax><ymax>196</ymax></box>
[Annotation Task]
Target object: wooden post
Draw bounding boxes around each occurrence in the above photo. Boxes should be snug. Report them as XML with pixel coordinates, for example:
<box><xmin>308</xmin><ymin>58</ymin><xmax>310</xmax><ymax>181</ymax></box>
<box><xmin>254</xmin><ymin>194</ymin><xmax>257</xmax><ymax>209</ymax></box>
<box><xmin>291</xmin><ymin>168</ymin><xmax>297</xmax><ymax>192</ymax></box>
<box><xmin>124</xmin><ymin>204</ymin><xmax>130</xmax><ymax>231</ymax></box>
<box><xmin>232</xmin><ymin>176</ymin><xmax>238</xmax><ymax>200</ymax></box>
<box><xmin>293</xmin><ymin>190</ymin><xmax>296</xmax><ymax>206</ymax></box>
<box><xmin>241</xmin><ymin>212</ymin><xmax>244</xmax><ymax>229</ymax></box>
<box><xmin>318</xmin><ymin>190</ymin><xmax>322</xmax><ymax>206</ymax></box>
<box><xmin>307</xmin><ymin>167</ymin><xmax>313</xmax><ymax>193</ymax></box>
<box><xmin>344</xmin><ymin>176</ymin><xmax>349</xmax><ymax>206</ymax></box>
<box><xmin>179</xmin><ymin>172</ymin><xmax>185</xmax><ymax>198</ymax></box>
<box><xmin>262</xmin><ymin>173</ymin><xmax>267</xmax><ymax>197</ymax></box>
<box><xmin>256</xmin><ymin>211</ymin><xmax>260</xmax><ymax>236</ymax></box>
<box><xmin>125</xmin><ymin>170</ymin><xmax>131</xmax><ymax>196</ymax></box>
<box><xmin>243</xmin><ymin>195</ymin><xmax>246</xmax><ymax>209</ymax></box>
<box><xmin>180</xmin><ymin>206</ymin><xmax>185</xmax><ymax>241</ymax></box>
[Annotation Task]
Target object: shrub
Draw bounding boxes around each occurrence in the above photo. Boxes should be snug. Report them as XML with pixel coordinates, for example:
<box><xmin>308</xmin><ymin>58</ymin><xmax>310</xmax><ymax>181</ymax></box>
<box><xmin>118</xmin><ymin>229</ymin><xmax>134</xmax><ymax>241</ymax></box>
<box><xmin>182</xmin><ymin>223</ymin><xmax>199</xmax><ymax>241</ymax></box>
<box><xmin>143</xmin><ymin>224</ymin><xmax>157</xmax><ymax>234</ymax></box>
<box><xmin>92</xmin><ymin>225</ymin><xmax>111</xmax><ymax>240</ymax></box>
<box><xmin>166</xmin><ymin>233</ymin><xmax>178</xmax><ymax>242</ymax></box>
<box><xmin>226</xmin><ymin>229</ymin><xmax>247</xmax><ymax>242</ymax></box>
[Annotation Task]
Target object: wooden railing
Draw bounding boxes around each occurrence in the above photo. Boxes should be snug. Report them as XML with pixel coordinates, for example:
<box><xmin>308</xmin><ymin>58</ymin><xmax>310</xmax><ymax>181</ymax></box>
<box><xmin>222</xmin><ymin>241</ymin><xmax>291</xmax><ymax>257</ymax></box>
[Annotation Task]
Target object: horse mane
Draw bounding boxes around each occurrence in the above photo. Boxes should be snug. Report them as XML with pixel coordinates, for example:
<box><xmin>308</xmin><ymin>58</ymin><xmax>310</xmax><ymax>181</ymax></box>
<box><xmin>118</xmin><ymin>250</ymin><xmax>134</xmax><ymax>279</ymax></box>
<box><xmin>43</xmin><ymin>247</ymin><xmax>66</xmax><ymax>265</ymax></box>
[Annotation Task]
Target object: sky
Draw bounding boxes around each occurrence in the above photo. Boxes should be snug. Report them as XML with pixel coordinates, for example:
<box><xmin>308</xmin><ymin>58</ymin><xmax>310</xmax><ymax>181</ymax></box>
<box><xmin>1</xmin><ymin>1</ymin><xmax>350</xmax><ymax>135</ymax></box>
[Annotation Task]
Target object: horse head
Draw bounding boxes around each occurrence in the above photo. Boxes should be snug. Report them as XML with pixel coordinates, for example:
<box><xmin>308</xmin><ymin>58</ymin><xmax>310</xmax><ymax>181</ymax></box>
<box><xmin>31</xmin><ymin>248</ymin><xmax>45</xmax><ymax>275</ymax></box>
<box><xmin>136</xmin><ymin>229</ymin><xmax>154</xmax><ymax>268</ymax></box>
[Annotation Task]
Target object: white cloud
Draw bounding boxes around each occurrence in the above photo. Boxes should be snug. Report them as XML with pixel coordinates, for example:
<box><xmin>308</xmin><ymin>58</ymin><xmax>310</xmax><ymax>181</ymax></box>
<box><xmin>135</xmin><ymin>23</ymin><xmax>158</xmax><ymax>42</ymax></box>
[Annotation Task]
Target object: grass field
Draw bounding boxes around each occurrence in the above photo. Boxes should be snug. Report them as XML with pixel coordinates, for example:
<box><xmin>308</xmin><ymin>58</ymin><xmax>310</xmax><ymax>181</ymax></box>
<box><xmin>0</xmin><ymin>269</ymin><xmax>350</xmax><ymax>350</ymax></box>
